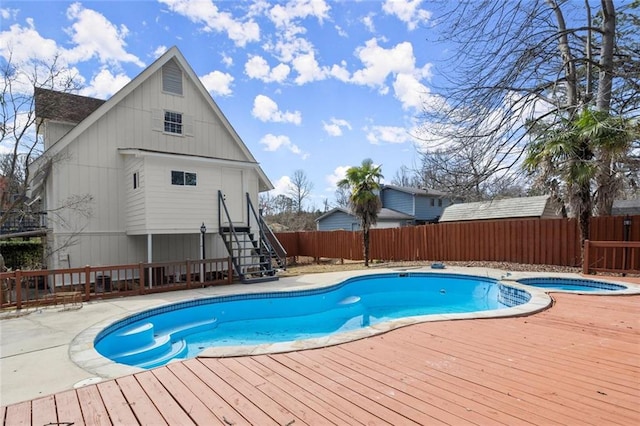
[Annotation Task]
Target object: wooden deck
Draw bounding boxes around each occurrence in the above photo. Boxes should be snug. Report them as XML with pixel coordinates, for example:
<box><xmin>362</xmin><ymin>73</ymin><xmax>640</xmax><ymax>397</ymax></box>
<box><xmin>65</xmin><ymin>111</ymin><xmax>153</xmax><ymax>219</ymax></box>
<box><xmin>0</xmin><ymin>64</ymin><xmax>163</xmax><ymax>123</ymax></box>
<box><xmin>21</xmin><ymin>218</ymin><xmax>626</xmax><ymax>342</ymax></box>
<box><xmin>2</xmin><ymin>292</ymin><xmax>639</xmax><ymax>425</ymax></box>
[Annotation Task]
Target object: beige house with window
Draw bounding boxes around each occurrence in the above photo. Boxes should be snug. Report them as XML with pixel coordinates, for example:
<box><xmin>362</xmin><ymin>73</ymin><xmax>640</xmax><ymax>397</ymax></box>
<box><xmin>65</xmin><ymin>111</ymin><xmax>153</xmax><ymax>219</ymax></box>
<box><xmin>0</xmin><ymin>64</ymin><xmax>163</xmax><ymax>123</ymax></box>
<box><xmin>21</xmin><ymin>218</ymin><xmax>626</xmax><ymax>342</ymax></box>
<box><xmin>31</xmin><ymin>46</ymin><xmax>283</xmax><ymax>281</ymax></box>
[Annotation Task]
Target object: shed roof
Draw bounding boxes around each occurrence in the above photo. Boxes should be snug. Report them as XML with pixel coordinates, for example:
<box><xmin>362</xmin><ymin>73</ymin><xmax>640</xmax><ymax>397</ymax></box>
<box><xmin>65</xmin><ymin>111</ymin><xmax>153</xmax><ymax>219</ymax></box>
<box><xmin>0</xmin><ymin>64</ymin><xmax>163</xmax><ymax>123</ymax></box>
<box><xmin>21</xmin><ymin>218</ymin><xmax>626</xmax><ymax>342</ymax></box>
<box><xmin>439</xmin><ymin>195</ymin><xmax>552</xmax><ymax>222</ymax></box>
<box><xmin>35</xmin><ymin>88</ymin><xmax>105</xmax><ymax>124</ymax></box>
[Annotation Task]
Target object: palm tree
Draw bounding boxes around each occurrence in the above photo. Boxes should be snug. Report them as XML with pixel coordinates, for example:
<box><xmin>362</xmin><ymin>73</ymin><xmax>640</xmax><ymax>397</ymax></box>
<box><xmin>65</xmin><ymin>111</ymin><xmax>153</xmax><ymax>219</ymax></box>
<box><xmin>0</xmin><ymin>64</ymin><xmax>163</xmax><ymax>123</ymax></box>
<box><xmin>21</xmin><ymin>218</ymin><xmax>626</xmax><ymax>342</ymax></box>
<box><xmin>338</xmin><ymin>159</ymin><xmax>383</xmax><ymax>267</ymax></box>
<box><xmin>525</xmin><ymin>109</ymin><xmax>634</xmax><ymax>247</ymax></box>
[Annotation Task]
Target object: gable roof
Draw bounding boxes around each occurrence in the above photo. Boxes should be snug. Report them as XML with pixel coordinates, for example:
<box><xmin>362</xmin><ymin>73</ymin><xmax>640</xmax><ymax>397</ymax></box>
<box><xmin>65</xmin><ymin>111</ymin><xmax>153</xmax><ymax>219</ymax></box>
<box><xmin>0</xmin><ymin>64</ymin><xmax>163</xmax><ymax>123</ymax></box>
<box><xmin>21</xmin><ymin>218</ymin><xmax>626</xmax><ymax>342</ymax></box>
<box><xmin>35</xmin><ymin>88</ymin><xmax>105</xmax><ymax>124</ymax></box>
<box><xmin>316</xmin><ymin>207</ymin><xmax>414</xmax><ymax>222</ymax></box>
<box><xmin>36</xmin><ymin>46</ymin><xmax>273</xmax><ymax>191</ymax></box>
<box><xmin>381</xmin><ymin>184</ymin><xmax>450</xmax><ymax>197</ymax></box>
<box><xmin>439</xmin><ymin>195</ymin><xmax>555</xmax><ymax>222</ymax></box>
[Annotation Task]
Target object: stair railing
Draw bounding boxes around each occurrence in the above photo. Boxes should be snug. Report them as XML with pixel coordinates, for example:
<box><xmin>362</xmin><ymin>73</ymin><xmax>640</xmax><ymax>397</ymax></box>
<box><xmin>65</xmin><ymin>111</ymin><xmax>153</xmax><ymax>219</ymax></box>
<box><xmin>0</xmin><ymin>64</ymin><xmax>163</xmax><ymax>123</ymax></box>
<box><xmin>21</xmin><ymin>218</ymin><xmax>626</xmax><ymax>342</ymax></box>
<box><xmin>218</xmin><ymin>190</ymin><xmax>244</xmax><ymax>278</ymax></box>
<box><xmin>246</xmin><ymin>193</ymin><xmax>287</xmax><ymax>270</ymax></box>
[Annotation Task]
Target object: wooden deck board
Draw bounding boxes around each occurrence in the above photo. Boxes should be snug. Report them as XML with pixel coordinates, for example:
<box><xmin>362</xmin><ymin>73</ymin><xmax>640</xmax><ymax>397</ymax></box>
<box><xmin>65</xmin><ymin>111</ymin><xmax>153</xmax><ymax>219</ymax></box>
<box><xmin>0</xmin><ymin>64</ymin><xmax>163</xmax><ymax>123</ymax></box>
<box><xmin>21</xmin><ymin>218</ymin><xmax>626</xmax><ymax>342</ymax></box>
<box><xmin>30</xmin><ymin>395</ymin><xmax>56</xmax><ymax>426</ymax></box>
<box><xmin>2</xmin><ymin>293</ymin><xmax>639</xmax><ymax>426</ymax></box>
<box><xmin>54</xmin><ymin>389</ymin><xmax>85</xmax><ymax>426</ymax></box>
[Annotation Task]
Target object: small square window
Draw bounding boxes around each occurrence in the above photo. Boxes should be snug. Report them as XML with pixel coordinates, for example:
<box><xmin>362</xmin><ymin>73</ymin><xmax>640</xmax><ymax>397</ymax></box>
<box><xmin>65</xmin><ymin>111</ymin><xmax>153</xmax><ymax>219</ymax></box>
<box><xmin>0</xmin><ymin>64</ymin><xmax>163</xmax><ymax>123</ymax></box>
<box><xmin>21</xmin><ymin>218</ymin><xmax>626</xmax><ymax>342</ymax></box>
<box><xmin>164</xmin><ymin>111</ymin><xmax>183</xmax><ymax>134</ymax></box>
<box><xmin>171</xmin><ymin>170</ymin><xmax>184</xmax><ymax>185</ymax></box>
<box><xmin>185</xmin><ymin>172</ymin><xmax>197</xmax><ymax>186</ymax></box>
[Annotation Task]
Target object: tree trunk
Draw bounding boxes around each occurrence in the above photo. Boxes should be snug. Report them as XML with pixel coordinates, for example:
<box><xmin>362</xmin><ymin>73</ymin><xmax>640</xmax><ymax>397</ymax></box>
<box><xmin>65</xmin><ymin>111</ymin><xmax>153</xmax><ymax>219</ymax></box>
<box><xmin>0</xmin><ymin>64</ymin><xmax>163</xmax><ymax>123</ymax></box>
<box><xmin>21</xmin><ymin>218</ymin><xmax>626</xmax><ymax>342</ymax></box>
<box><xmin>363</xmin><ymin>228</ymin><xmax>370</xmax><ymax>267</ymax></box>
<box><xmin>594</xmin><ymin>0</ymin><xmax>617</xmax><ymax>216</ymax></box>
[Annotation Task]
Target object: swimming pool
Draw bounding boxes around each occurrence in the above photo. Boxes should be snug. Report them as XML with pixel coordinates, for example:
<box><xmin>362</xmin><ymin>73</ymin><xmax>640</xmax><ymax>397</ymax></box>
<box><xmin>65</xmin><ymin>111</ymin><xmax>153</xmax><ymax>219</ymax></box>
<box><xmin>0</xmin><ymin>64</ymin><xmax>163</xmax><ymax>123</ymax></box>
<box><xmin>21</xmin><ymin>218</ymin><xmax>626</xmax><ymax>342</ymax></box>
<box><xmin>94</xmin><ymin>272</ymin><xmax>530</xmax><ymax>369</ymax></box>
<box><xmin>518</xmin><ymin>277</ymin><xmax>627</xmax><ymax>292</ymax></box>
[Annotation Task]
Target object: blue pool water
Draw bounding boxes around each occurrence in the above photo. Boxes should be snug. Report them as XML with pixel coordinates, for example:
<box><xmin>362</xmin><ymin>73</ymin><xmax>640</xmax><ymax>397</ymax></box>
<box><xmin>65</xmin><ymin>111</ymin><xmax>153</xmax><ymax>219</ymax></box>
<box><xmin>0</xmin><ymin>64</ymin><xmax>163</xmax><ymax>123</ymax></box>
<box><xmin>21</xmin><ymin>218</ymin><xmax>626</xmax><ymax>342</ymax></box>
<box><xmin>95</xmin><ymin>273</ymin><xmax>524</xmax><ymax>369</ymax></box>
<box><xmin>518</xmin><ymin>278</ymin><xmax>627</xmax><ymax>292</ymax></box>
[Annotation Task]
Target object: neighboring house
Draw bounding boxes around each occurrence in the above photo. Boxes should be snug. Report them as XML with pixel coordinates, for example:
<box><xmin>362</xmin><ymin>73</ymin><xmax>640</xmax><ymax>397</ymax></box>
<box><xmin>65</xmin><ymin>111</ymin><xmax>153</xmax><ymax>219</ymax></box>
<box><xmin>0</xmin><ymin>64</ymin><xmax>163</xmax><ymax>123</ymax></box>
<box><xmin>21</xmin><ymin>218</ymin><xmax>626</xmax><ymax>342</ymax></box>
<box><xmin>316</xmin><ymin>207</ymin><xmax>414</xmax><ymax>231</ymax></box>
<box><xmin>439</xmin><ymin>195</ymin><xmax>563</xmax><ymax>223</ymax></box>
<box><xmin>31</xmin><ymin>46</ymin><xmax>283</xmax><ymax>282</ymax></box>
<box><xmin>316</xmin><ymin>185</ymin><xmax>456</xmax><ymax>231</ymax></box>
<box><xmin>612</xmin><ymin>199</ymin><xmax>640</xmax><ymax>216</ymax></box>
<box><xmin>380</xmin><ymin>185</ymin><xmax>456</xmax><ymax>224</ymax></box>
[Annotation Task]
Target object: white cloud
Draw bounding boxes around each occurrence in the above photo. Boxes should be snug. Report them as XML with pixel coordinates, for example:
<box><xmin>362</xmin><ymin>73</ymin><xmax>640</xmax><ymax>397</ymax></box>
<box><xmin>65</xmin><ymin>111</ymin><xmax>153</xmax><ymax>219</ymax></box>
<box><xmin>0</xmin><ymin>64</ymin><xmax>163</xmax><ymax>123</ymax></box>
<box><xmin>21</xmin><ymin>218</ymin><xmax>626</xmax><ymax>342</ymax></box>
<box><xmin>0</xmin><ymin>20</ymin><xmax>61</xmax><ymax>65</ymax></box>
<box><xmin>393</xmin><ymin>73</ymin><xmax>429</xmax><ymax>110</ymax></box>
<box><xmin>82</xmin><ymin>68</ymin><xmax>130</xmax><ymax>98</ymax></box>
<box><xmin>159</xmin><ymin>0</ymin><xmax>260</xmax><ymax>47</ymax></box>
<box><xmin>323</xmin><ymin>118</ymin><xmax>352</xmax><ymax>137</ymax></box>
<box><xmin>365</xmin><ymin>125</ymin><xmax>413</xmax><ymax>145</ymax></box>
<box><xmin>1</xmin><ymin>8</ymin><xmax>18</xmax><ymax>21</ymax></box>
<box><xmin>259</xmin><ymin>133</ymin><xmax>308</xmax><ymax>158</ymax></box>
<box><xmin>362</xmin><ymin>14</ymin><xmax>375</xmax><ymax>33</ymax></box>
<box><xmin>252</xmin><ymin>95</ymin><xmax>302</xmax><ymax>124</ymax></box>
<box><xmin>292</xmin><ymin>51</ymin><xmax>327</xmax><ymax>84</ymax></box>
<box><xmin>325</xmin><ymin>165</ymin><xmax>351</xmax><ymax>190</ymax></box>
<box><xmin>152</xmin><ymin>45</ymin><xmax>168</xmax><ymax>59</ymax></box>
<box><xmin>268</xmin><ymin>0</ymin><xmax>330</xmax><ymax>28</ymax></box>
<box><xmin>245</xmin><ymin>55</ymin><xmax>290</xmax><ymax>83</ymax></box>
<box><xmin>270</xmin><ymin>175</ymin><xmax>292</xmax><ymax>196</ymax></box>
<box><xmin>221</xmin><ymin>53</ymin><xmax>234</xmax><ymax>67</ymax></box>
<box><xmin>200</xmin><ymin>70</ymin><xmax>234</xmax><ymax>97</ymax></box>
<box><xmin>351</xmin><ymin>38</ymin><xmax>416</xmax><ymax>89</ymax></box>
<box><xmin>382</xmin><ymin>0</ymin><xmax>432</xmax><ymax>31</ymax></box>
<box><xmin>64</xmin><ymin>3</ymin><xmax>144</xmax><ymax>67</ymax></box>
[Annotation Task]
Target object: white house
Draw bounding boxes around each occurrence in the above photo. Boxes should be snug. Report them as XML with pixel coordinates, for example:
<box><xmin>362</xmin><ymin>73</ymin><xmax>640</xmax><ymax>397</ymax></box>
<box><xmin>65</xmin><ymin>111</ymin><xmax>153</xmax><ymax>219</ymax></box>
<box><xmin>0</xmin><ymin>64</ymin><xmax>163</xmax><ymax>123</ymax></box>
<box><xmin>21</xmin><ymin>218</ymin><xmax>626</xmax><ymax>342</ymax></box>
<box><xmin>31</xmin><ymin>47</ymin><xmax>284</xmax><ymax>282</ymax></box>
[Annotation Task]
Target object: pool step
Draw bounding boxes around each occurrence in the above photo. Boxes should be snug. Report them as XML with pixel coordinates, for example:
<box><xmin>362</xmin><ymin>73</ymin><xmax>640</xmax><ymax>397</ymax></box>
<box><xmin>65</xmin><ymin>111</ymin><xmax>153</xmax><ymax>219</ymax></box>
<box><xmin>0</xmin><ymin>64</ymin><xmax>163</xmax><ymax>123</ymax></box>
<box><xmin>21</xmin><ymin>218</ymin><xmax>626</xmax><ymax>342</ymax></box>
<box><xmin>136</xmin><ymin>340</ymin><xmax>189</xmax><ymax>370</ymax></box>
<box><xmin>108</xmin><ymin>318</ymin><xmax>218</xmax><ymax>368</ymax></box>
<box><xmin>112</xmin><ymin>334</ymin><xmax>173</xmax><ymax>365</ymax></box>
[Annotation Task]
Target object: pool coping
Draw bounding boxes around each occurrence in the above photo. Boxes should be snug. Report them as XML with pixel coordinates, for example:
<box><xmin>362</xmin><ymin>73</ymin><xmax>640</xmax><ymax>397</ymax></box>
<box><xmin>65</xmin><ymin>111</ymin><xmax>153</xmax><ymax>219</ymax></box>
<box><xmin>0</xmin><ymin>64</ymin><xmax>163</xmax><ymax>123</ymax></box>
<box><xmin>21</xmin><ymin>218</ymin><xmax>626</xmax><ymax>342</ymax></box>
<box><xmin>68</xmin><ymin>267</ymin><xmax>640</xmax><ymax>378</ymax></box>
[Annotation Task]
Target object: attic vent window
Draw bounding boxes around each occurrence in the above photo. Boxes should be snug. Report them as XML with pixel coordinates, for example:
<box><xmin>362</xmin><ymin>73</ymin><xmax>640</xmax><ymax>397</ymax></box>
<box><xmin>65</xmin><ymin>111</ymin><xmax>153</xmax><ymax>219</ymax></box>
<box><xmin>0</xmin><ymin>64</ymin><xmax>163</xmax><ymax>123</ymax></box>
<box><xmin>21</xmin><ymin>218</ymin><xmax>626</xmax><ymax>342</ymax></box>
<box><xmin>162</xmin><ymin>61</ymin><xmax>183</xmax><ymax>95</ymax></box>
<box><xmin>164</xmin><ymin>111</ymin><xmax>183</xmax><ymax>134</ymax></box>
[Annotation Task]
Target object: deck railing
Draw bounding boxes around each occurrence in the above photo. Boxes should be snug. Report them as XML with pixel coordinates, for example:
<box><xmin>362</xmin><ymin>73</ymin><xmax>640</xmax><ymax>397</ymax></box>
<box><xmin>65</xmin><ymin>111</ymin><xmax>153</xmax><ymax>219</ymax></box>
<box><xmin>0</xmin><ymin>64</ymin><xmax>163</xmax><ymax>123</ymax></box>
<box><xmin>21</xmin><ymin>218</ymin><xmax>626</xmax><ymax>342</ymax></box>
<box><xmin>0</xmin><ymin>257</ymin><xmax>233</xmax><ymax>310</ymax></box>
<box><xmin>582</xmin><ymin>240</ymin><xmax>640</xmax><ymax>275</ymax></box>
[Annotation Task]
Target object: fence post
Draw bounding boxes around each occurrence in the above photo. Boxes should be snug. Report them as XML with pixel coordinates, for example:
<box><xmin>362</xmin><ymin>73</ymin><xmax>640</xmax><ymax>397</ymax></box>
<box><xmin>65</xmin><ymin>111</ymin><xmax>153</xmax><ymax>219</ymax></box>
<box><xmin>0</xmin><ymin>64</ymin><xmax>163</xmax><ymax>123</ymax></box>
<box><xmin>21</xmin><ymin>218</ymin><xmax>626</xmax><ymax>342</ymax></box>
<box><xmin>582</xmin><ymin>240</ymin><xmax>590</xmax><ymax>275</ymax></box>
<box><xmin>138</xmin><ymin>263</ymin><xmax>145</xmax><ymax>295</ymax></box>
<box><xmin>84</xmin><ymin>265</ymin><xmax>91</xmax><ymax>301</ymax></box>
<box><xmin>15</xmin><ymin>270</ymin><xmax>22</xmax><ymax>310</ymax></box>
<box><xmin>186</xmin><ymin>259</ymin><xmax>192</xmax><ymax>289</ymax></box>
<box><xmin>228</xmin><ymin>257</ymin><xmax>233</xmax><ymax>284</ymax></box>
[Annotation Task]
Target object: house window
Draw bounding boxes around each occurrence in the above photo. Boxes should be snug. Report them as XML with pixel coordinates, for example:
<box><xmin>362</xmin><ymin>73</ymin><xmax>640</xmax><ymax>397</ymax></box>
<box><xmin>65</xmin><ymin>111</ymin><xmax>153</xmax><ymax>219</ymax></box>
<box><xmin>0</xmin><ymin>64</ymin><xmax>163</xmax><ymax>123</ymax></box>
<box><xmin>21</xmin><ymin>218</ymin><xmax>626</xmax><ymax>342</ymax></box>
<box><xmin>438</xmin><ymin>199</ymin><xmax>443</xmax><ymax>207</ymax></box>
<box><xmin>171</xmin><ymin>170</ymin><xmax>197</xmax><ymax>186</ymax></box>
<box><xmin>164</xmin><ymin>111</ymin><xmax>183</xmax><ymax>135</ymax></box>
<box><xmin>133</xmin><ymin>172</ymin><xmax>139</xmax><ymax>189</ymax></box>
<box><xmin>430</xmin><ymin>199</ymin><xmax>435</xmax><ymax>207</ymax></box>
<box><xmin>162</xmin><ymin>60</ymin><xmax>183</xmax><ymax>95</ymax></box>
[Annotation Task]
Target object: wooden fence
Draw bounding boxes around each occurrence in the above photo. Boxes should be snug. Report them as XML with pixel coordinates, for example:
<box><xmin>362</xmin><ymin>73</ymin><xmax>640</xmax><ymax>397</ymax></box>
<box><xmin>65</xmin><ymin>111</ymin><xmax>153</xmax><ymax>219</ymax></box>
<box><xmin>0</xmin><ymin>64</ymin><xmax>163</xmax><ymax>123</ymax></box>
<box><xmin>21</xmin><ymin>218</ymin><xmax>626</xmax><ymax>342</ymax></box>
<box><xmin>276</xmin><ymin>215</ymin><xmax>640</xmax><ymax>269</ymax></box>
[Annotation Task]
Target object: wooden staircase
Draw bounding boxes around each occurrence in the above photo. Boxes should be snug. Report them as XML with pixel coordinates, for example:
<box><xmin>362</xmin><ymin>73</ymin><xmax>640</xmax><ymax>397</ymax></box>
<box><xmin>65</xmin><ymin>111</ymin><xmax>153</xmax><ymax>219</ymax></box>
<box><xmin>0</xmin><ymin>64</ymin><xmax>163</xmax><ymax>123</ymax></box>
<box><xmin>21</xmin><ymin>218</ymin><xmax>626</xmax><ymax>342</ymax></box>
<box><xmin>218</xmin><ymin>191</ymin><xmax>286</xmax><ymax>283</ymax></box>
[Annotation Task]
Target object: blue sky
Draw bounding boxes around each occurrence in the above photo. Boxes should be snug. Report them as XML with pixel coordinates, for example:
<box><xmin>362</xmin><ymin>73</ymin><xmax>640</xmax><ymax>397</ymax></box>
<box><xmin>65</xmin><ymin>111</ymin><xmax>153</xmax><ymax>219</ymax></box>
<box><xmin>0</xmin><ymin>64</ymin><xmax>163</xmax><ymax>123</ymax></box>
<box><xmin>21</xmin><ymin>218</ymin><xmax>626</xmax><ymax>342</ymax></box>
<box><xmin>1</xmin><ymin>0</ymin><xmax>446</xmax><ymax>210</ymax></box>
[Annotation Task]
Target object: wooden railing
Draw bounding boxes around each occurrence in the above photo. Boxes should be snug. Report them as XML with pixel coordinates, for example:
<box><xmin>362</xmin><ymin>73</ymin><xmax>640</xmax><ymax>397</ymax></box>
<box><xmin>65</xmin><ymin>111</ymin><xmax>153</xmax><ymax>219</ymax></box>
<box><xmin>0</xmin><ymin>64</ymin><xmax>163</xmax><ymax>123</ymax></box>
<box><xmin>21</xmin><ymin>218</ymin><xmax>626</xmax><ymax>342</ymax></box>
<box><xmin>583</xmin><ymin>240</ymin><xmax>640</xmax><ymax>275</ymax></box>
<box><xmin>0</xmin><ymin>257</ymin><xmax>233</xmax><ymax>310</ymax></box>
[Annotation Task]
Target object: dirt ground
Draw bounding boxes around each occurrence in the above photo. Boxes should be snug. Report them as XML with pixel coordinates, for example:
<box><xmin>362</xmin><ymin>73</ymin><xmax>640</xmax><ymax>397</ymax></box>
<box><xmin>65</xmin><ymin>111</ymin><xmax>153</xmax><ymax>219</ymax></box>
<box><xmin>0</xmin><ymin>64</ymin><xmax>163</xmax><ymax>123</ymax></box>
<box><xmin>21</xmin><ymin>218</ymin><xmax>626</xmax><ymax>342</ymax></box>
<box><xmin>278</xmin><ymin>256</ymin><xmax>583</xmax><ymax>277</ymax></box>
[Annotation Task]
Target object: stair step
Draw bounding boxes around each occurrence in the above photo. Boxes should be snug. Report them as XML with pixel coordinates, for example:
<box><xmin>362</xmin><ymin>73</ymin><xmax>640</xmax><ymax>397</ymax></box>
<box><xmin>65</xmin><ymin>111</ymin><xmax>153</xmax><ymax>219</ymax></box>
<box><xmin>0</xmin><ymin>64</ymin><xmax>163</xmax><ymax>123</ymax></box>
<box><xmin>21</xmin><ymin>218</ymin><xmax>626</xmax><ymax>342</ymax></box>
<box><xmin>112</xmin><ymin>334</ymin><xmax>172</xmax><ymax>365</ymax></box>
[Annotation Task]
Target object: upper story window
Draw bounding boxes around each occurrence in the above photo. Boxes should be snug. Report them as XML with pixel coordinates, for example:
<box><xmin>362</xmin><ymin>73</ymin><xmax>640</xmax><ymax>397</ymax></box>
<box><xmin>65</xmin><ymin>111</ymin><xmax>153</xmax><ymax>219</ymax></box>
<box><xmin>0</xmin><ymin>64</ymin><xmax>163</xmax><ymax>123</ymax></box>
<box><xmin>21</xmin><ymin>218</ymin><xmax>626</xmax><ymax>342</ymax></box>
<box><xmin>164</xmin><ymin>111</ymin><xmax>183</xmax><ymax>134</ymax></box>
<box><xmin>430</xmin><ymin>199</ymin><xmax>435</xmax><ymax>207</ymax></box>
<box><xmin>171</xmin><ymin>170</ymin><xmax>197</xmax><ymax>186</ymax></box>
<box><xmin>438</xmin><ymin>199</ymin><xmax>443</xmax><ymax>207</ymax></box>
<box><xmin>162</xmin><ymin>60</ymin><xmax>183</xmax><ymax>95</ymax></box>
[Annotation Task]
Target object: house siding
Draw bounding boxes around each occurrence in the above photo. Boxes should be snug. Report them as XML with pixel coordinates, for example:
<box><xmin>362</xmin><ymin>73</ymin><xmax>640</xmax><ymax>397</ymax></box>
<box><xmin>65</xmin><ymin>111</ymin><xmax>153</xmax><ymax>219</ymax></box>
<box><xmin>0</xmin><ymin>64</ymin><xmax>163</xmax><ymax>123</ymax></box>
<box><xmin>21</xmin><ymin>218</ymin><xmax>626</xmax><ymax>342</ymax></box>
<box><xmin>40</xmin><ymin>49</ymin><xmax>270</xmax><ymax>269</ymax></box>
<box><xmin>414</xmin><ymin>196</ymin><xmax>450</xmax><ymax>221</ymax></box>
<box><xmin>381</xmin><ymin>189</ymin><xmax>414</xmax><ymax>216</ymax></box>
<box><xmin>317</xmin><ymin>211</ymin><xmax>359</xmax><ymax>231</ymax></box>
